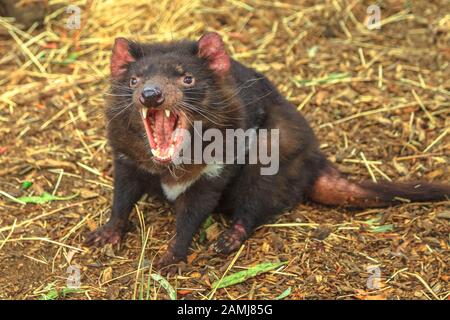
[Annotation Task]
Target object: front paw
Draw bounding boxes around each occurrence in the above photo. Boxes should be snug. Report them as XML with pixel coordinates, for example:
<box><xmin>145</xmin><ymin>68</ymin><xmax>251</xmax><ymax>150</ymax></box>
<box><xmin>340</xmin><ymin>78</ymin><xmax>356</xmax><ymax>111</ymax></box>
<box><xmin>154</xmin><ymin>251</ymin><xmax>187</xmax><ymax>275</ymax></box>
<box><xmin>84</xmin><ymin>220</ymin><xmax>129</xmax><ymax>247</ymax></box>
<box><xmin>214</xmin><ymin>223</ymin><xmax>248</xmax><ymax>254</ymax></box>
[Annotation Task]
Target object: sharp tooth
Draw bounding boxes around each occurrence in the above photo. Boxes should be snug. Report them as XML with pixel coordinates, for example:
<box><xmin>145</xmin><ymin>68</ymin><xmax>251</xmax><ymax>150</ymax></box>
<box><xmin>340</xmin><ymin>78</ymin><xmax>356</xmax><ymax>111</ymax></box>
<box><xmin>164</xmin><ymin>109</ymin><xmax>171</xmax><ymax>118</ymax></box>
<box><xmin>142</xmin><ymin>107</ymin><xmax>149</xmax><ymax>119</ymax></box>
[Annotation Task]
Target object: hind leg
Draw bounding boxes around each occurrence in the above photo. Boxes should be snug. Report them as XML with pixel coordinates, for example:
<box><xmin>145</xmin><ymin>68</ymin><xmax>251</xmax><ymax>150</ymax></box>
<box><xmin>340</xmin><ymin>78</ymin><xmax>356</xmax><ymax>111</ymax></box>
<box><xmin>214</xmin><ymin>167</ymin><xmax>303</xmax><ymax>254</ymax></box>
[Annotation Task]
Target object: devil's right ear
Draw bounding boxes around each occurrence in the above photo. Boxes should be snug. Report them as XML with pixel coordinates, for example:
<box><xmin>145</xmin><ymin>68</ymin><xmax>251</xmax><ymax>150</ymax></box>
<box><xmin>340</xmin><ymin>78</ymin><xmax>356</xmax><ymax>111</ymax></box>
<box><xmin>197</xmin><ymin>32</ymin><xmax>230</xmax><ymax>77</ymax></box>
<box><xmin>111</xmin><ymin>38</ymin><xmax>135</xmax><ymax>79</ymax></box>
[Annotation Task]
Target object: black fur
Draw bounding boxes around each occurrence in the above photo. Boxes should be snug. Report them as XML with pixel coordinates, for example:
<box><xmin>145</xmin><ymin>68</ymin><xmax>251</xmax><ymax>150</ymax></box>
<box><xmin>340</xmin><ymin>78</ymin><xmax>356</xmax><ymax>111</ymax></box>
<box><xmin>85</xmin><ymin>34</ymin><xmax>449</xmax><ymax>269</ymax></box>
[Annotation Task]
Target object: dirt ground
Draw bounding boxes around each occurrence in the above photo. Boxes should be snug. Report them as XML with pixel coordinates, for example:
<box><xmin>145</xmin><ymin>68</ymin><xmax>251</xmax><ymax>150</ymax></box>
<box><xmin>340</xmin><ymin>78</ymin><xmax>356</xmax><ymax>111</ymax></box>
<box><xmin>0</xmin><ymin>0</ymin><xmax>449</xmax><ymax>300</ymax></box>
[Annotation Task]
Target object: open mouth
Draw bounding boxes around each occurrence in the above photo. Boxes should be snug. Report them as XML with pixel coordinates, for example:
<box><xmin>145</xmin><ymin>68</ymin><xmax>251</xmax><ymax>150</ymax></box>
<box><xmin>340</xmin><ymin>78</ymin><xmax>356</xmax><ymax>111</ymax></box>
<box><xmin>141</xmin><ymin>107</ymin><xmax>184</xmax><ymax>163</ymax></box>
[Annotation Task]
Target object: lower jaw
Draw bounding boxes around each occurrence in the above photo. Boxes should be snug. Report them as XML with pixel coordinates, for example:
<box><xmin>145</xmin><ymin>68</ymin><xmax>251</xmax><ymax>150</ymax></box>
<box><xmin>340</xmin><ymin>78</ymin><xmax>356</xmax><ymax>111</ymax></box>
<box><xmin>146</xmin><ymin>134</ymin><xmax>181</xmax><ymax>164</ymax></box>
<box><xmin>150</xmin><ymin>145</ymin><xmax>176</xmax><ymax>163</ymax></box>
<box><xmin>141</xmin><ymin>112</ymin><xmax>183</xmax><ymax>164</ymax></box>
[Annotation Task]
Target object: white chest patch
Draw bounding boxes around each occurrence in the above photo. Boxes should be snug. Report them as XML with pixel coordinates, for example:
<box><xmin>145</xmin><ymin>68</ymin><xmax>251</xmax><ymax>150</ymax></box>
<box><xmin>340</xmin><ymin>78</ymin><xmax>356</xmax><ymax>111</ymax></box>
<box><xmin>161</xmin><ymin>164</ymin><xmax>224</xmax><ymax>201</ymax></box>
<box><xmin>161</xmin><ymin>180</ymin><xmax>196</xmax><ymax>201</ymax></box>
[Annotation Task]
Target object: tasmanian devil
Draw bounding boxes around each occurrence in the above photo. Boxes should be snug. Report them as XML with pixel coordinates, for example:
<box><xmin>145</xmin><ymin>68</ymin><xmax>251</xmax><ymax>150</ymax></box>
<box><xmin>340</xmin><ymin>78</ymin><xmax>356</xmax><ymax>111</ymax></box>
<box><xmin>85</xmin><ymin>32</ymin><xmax>450</xmax><ymax>269</ymax></box>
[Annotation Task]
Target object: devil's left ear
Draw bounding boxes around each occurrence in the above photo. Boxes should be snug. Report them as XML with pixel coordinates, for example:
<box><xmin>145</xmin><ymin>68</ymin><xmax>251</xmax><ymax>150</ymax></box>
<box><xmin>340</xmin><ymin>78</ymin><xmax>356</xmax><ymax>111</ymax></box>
<box><xmin>111</xmin><ymin>37</ymin><xmax>135</xmax><ymax>79</ymax></box>
<box><xmin>197</xmin><ymin>32</ymin><xmax>230</xmax><ymax>76</ymax></box>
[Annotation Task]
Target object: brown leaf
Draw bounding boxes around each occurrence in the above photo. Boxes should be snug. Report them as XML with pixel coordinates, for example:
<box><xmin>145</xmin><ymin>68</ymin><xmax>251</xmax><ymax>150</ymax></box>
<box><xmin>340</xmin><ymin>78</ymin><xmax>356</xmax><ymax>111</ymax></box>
<box><xmin>34</xmin><ymin>159</ymin><xmax>77</xmax><ymax>171</ymax></box>
<box><xmin>315</xmin><ymin>90</ymin><xmax>328</xmax><ymax>106</ymax></box>
<box><xmin>80</xmin><ymin>189</ymin><xmax>99</xmax><ymax>199</ymax></box>
<box><xmin>86</xmin><ymin>218</ymin><xmax>98</xmax><ymax>231</ymax></box>
<box><xmin>177</xmin><ymin>289</ymin><xmax>193</xmax><ymax>296</ymax></box>
<box><xmin>354</xmin><ymin>289</ymin><xmax>387</xmax><ymax>300</ymax></box>
<box><xmin>190</xmin><ymin>271</ymin><xmax>202</xmax><ymax>279</ymax></box>
<box><xmin>101</xmin><ymin>267</ymin><xmax>113</xmax><ymax>283</ymax></box>
<box><xmin>187</xmin><ymin>252</ymin><xmax>198</xmax><ymax>264</ymax></box>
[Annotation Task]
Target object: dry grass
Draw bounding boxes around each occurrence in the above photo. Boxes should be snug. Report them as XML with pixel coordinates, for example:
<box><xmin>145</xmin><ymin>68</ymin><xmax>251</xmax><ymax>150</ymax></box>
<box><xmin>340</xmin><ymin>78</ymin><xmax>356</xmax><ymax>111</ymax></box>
<box><xmin>0</xmin><ymin>0</ymin><xmax>449</xmax><ymax>300</ymax></box>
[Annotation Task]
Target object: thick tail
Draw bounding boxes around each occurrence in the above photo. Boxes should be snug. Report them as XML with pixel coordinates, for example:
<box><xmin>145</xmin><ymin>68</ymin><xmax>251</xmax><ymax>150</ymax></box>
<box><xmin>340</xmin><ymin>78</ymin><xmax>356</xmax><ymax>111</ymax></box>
<box><xmin>309</xmin><ymin>163</ymin><xmax>450</xmax><ymax>208</ymax></box>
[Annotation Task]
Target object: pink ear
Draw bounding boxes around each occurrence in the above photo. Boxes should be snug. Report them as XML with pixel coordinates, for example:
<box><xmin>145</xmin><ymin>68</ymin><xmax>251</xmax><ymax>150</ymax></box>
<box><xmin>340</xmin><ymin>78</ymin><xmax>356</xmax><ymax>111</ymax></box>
<box><xmin>198</xmin><ymin>32</ymin><xmax>230</xmax><ymax>76</ymax></box>
<box><xmin>111</xmin><ymin>38</ymin><xmax>135</xmax><ymax>79</ymax></box>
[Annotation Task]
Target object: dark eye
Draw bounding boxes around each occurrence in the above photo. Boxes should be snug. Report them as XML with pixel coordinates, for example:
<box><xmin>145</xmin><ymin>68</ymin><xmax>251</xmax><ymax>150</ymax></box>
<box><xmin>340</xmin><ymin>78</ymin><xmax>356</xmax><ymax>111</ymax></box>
<box><xmin>183</xmin><ymin>75</ymin><xmax>194</xmax><ymax>85</ymax></box>
<box><xmin>130</xmin><ymin>77</ymin><xmax>138</xmax><ymax>87</ymax></box>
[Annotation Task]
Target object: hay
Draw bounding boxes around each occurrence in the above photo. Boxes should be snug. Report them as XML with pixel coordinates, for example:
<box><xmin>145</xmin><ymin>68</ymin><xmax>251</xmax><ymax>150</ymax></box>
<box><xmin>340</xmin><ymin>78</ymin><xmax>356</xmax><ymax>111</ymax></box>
<box><xmin>0</xmin><ymin>0</ymin><xmax>449</xmax><ymax>300</ymax></box>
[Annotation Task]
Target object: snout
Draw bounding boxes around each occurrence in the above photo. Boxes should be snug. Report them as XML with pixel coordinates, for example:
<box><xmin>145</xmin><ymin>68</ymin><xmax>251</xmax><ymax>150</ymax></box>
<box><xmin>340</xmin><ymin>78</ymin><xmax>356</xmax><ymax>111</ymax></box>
<box><xmin>139</xmin><ymin>85</ymin><xmax>165</xmax><ymax>107</ymax></box>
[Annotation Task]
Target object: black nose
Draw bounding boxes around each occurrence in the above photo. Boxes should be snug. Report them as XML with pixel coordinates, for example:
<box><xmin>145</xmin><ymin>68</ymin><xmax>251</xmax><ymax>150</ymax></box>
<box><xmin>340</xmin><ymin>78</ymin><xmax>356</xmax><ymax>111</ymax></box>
<box><xmin>140</xmin><ymin>86</ymin><xmax>164</xmax><ymax>107</ymax></box>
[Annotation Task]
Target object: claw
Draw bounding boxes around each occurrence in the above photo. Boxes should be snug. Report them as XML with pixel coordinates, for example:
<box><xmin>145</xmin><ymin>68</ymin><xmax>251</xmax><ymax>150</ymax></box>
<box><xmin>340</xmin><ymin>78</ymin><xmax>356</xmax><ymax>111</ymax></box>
<box><xmin>84</xmin><ymin>220</ymin><xmax>129</xmax><ymax>247</ymax></box>
<box><xmin>154</xmin><ymin>251</ymin><xmax>187</xmax><ymax>275</ymax></box>
<box><xmin>214</xmin><ymin>223</ymin><xmax>248</xmax><ymax>254</ymax></box>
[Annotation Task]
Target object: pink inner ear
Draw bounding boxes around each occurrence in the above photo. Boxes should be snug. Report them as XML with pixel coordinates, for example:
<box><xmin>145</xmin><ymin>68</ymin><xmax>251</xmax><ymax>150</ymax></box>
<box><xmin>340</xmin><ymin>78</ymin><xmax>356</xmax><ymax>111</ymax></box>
<box><xmin>198</xmin><ymin>32</ymin><xmax>230</xmax><ymax>76</ymax></box>
<box><xmin>111</xmin><ymin>38</ymin><xmax>135</xmax><ymax>79</ymax></box>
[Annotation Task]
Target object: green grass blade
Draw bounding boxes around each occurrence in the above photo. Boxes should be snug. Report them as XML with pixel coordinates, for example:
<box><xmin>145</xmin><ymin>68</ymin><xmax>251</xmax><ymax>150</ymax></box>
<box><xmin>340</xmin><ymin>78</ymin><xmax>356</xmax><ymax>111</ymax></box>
<box><xmin>275</xmin><ymin>286</ymin><xmax>292</xmax><ymax>300</ymax></box>
<box><xmin>15</xmin><ymin>192</ymin><xmax>78</xmax><ymax>204</ymax></box>
<box><xmin>151</xmin><ymin>273</ymin><xmax>176</xmax><ymax>300</ymax></box>
<box><xmin>212</xmin><ymin>261</ymin><xmax>287</xmax><ymax>289</ymax></box>
<box><xmin>369</xmin><ymin>224</ymin><xmax>394</xmax><ymax>233</ymax></box>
